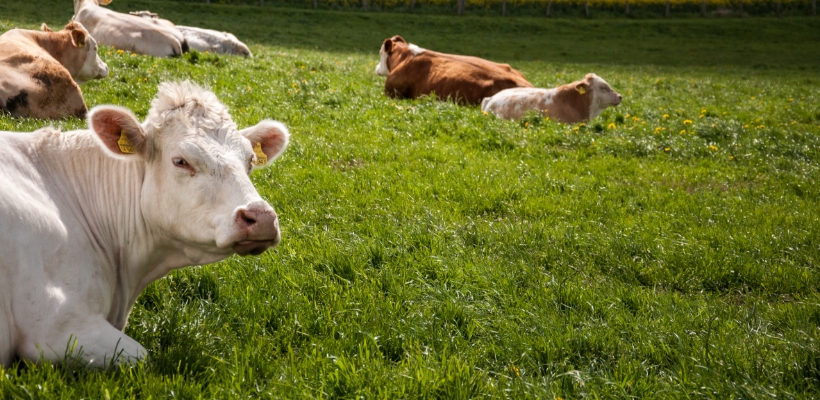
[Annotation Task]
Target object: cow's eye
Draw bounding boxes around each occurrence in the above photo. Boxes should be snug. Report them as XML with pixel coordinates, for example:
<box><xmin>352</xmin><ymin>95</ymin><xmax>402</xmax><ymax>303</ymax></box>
<box><xmin>173</xmin><ymin>158</ymin><xmax>189</xmax><ymax>167</ymax></box>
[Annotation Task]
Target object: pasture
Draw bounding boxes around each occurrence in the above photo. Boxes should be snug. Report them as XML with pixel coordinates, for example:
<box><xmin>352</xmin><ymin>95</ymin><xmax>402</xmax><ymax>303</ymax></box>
<box><xmin>2</xmin><ymin>0</ymin><xmax>820</xmax><ymax>397</ymax></box>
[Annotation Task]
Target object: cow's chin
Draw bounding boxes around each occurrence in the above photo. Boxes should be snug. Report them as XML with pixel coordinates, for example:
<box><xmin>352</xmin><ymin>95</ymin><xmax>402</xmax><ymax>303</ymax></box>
<box><xmin>232</xmin><ymin>239</ymin><xmax>279</xmax><ymax>256</ymax></box>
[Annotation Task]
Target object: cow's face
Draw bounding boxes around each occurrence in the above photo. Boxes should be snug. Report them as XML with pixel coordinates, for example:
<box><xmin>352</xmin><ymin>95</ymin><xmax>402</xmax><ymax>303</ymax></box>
<box><xmin>375</xmin><ymin>35</ymin><xmax>408</xmax><ymax>76</ymax></box>
<box><xmin>88</xmin><ymin>82</ymin><xmax>289</xmax><ymax>260</ymax></box>
<box><xmin>586</xmin><ymin>73</ymin><xmax>622</xmax><ymax>108</ymax></box>
<box><xmin>45</xmin><ymin>22</ymin><xmax>108</xmax><ymax>84</ymax></box>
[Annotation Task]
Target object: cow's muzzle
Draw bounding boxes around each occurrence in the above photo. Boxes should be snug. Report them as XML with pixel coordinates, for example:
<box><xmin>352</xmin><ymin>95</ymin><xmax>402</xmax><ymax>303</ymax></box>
<box><xmin>232</xmin><ymin>201</ymin><xmax>280</xmax><ymax>256</ymax></box>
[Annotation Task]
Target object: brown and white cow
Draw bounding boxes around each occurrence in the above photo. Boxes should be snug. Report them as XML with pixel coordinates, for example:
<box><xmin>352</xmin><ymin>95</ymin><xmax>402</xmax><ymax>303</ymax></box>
<box><xmin>73</xmin><ymin>0</ymin><xmax>188</xmax><ymax>57</ymax></box>
<box><xmin>0</xmin><ymin>22</ymin><xmax>108</xmax><ymax>119</ymax></box>
<box><xmin>374</xmin><ymin>35</ymin><xmax>532</xmax><ymax>106</ymax></box>
<box><xmin>0</xmin><ymin>81</ymin><xmax>289</xmax><ymax>367</ymax></box>
<box><xmin>481</xmin><ymin>73</ymin><xmax>622</xmax><ymax>123</ymax></box>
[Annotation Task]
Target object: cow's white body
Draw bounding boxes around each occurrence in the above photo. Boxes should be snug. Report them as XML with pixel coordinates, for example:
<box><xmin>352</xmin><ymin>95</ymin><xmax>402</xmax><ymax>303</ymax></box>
<box><xmin>0</xmin><ymin>81</ymin><xmax>289</xmax><ymax>367</ymax></box>
<box><xmin>177</xmin><ymin>26</ymin><xmax>251</xmax><ymax>57</ymax></box>
<box><xmin>73</xmin><ymin>0</ymin><xmax>187</xmax><ymax>57</ymax></box>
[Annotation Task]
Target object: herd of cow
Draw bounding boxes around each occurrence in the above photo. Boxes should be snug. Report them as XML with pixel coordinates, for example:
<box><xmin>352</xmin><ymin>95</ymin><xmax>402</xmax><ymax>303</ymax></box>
<box><xmin>0</xmin><ymin>0</ymin><xmax>622</xmax><ymax>368</ymax></box>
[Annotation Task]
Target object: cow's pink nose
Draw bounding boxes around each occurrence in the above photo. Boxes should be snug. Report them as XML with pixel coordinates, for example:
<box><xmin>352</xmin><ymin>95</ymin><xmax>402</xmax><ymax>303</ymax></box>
<box><xmin>235</xmin><ymin>201</ymin><xmax>279</xmax><ymax>241</ymax></box>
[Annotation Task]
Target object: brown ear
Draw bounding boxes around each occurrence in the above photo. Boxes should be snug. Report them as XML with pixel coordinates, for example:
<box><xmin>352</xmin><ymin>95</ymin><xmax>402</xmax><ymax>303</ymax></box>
<box><xmin>88</xmin><ymin>106</ymin><xmax>148</xmax><ymax>158</ymax></box>
<box><xmin>70</xmin><ymin>28</ymin><xmax>87</xmax><ymax>48</ymax></box>
<box><xmin>382</xmin><ymin>38</ymin><xmax>393</xmax><ymax>54</ymax></box>
<box><xmin>41</xmin><ymin>23</ymin><xmax>54</xmax><ymax>32</ymax></box>
<box><xmin>392</xmin><ymin>35</ymin><xmax>406</xmax><ymax>44</ymax></box>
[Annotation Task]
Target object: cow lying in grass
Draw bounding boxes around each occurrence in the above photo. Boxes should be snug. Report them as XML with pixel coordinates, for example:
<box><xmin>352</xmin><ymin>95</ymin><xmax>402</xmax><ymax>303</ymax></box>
<box><xmin>481</xmin><ymin>73</ymin><xmax>622</xmax><ymax>123</ymax></box>
<box><xmin>130</xmin><ymin>11</ymin><xmax>252</xmax><ymax>57</ymax></box>
<box><xmin>73</xmin><ymin>0</ymin><xmax>188</xmax><ymax>57</ymax></box>
<box><xmin>0</xmin><ymin>81</ymin><xmax>289</xmax><ymax>367</ymax></box>
<box><xmin>375</xmin><ymin>35</ymin><xmax>532</xmax><ymax>106</ymax></box>
<box><xmin>0</xmin><ymin>22</ymin><xmax>108</xmax><ymax>119</ymax></box>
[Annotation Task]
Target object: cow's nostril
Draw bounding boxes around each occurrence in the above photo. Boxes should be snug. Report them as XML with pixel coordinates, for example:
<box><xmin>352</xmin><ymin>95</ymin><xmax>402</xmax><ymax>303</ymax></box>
<box><xmin>238</xmin><ymin>210</ymin><xmax>257</xmax><ymax>226</ymax></box>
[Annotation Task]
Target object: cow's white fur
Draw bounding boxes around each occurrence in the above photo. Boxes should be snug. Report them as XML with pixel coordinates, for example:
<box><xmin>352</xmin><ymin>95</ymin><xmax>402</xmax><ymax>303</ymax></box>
<box><xmin>0</xmin><ymin>81</ymin><xmax>289</xmax><ymax>367</ymax></box>
<box><xmin>177</xmin><ymin>26</ymin><xmax>252</xmax><ymax>57</ymax></box>
<box><xmin>481</xmin><ymin>73</ymin><xmax>621</xmax><ymax>121</ymax></box>
<box><xmin>73</xmin><ymin>0</ymin><xmax>187</xmax><ymax>57</ymax></box>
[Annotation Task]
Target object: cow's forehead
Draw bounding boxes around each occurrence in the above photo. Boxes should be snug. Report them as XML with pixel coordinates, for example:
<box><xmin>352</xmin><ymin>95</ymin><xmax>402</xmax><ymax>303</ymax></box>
<box><xmin>144</xmin><ymin>82</ymin><xmax>248</xmax><ymax>154</ymax></box>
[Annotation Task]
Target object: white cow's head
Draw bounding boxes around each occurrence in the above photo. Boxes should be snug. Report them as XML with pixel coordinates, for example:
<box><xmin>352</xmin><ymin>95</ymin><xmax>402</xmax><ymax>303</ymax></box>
<box><xmin>580</xmin><ymin>73</ymin><xmax>622</xmax><ymax>119</ymax></box>
<box><xmin>88</xmin><ymin>81</ymin><xmax>289</xmax><ymax>259</ymax></box>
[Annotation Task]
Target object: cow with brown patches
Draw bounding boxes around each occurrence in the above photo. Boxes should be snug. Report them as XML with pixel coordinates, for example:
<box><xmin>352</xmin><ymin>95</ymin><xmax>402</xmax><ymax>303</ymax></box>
<box><xmin>481</xmin><ymin>73</ymin><xmax>622</xmax><ymax>123</ymax></box>
<box><xmin>0</xmin><ymin>22</ymin><xmax>108</xmax><ymax>119</ymax></box>
<box><xmin>375</xmin><ymin>35</ymin><xmax>532</xmax><ymax>106</ymax></box>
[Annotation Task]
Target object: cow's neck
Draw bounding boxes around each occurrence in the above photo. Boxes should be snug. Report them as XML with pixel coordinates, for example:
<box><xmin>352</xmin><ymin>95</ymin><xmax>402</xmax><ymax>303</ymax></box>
<box><xmin>27</xmin><ymin>31</ymin><xmax>81</xmax><ymax>77</ymax></box>
<box><xmin>74</xmin><ymin>0</ymin><xmax>96</xmax><ymax>14</ymax></box>
<box><xmin>34</xmin><ymin>130</ymin><xmax>199</xmax><ymax>329</ymax></box>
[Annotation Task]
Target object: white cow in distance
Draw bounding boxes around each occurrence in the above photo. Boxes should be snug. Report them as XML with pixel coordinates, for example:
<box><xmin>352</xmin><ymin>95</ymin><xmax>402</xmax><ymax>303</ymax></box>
<box><xmin>130</xmin><ymin>11</ymin><xmax>252</xmax><ymax>57</ymax></box>
<box><xmin>73</xmin><ymin>0</ymin><xmax>188</xmax><ymax>57</ymax></box>
<box><xmin>0</xmin><ymin>81</ymin><xmax>289</xmax><ymax>367</ymax></box>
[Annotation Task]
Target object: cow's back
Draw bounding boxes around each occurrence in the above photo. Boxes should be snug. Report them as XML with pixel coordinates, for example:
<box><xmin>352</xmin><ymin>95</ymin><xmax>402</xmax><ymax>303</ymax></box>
<box><xmin>75</xmin><ymin>7</ymin><xmax>184</xmax><ymax>57</ymax></box>
<box><xmin>0</xmin><ymin>32</ymin><xmax>87</xmax><ymax>118</ymax></box>
<box><xmin>386</xmin><ymin>52</ymin><xmax>530</xmax><ymax>105</ymax></box>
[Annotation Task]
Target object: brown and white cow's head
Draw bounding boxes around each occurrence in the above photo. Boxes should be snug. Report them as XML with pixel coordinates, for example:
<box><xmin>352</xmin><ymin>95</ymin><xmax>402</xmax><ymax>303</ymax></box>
<box><xmin>374</xmin><ymin>35</ymin><xmax>425</xmax><ymax>76</ymax></box>
<box><xmin>579</xmin><ymin>73</ymin><xmax>622</xmax><ymax>119</ymax></box>
<box><xmin>42</xmin><ymin>22</ymin><xmax>108</xmax><ymax>84</ymax></box>
<box><xmin>88</xmin><ymin>81</ymin><xmax>289</xmax><ymax>259</ymax></box>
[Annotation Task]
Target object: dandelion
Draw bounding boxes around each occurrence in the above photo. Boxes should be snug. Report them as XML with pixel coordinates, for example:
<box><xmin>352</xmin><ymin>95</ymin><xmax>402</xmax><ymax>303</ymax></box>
<box><xmin>632</xmin><ymin>117</ymin><xmax>639</xmax><ymax>123</ymax></box>
<box><xmin>708</xmin><ymin>145</ymin><xmax>718</xmax><ymax>151</ymax></box>
<box><xmin>659</xmin><ymin>107</ymin><xmax>664</xmax><ymax>110</ymax></box>
<box><xmin>663</xmin><ymin>114</ymin><xmax>669</xmax><ymax>119</ymax></box>
<box><xmin>664</xmin><ymin>147</ymin><xmax>670</xmax><ymax>152</ymax></box>
<box><xmin>750</xmin><ymin>96</ymin><xmax>755</xmax><ymax>100</ymax></box>
<box><xmin>701</xmin><ymin>109</ymin><xmax>706</xmax><ymax>114</ymax></box>
<box><xmin>482</xmin><ymin>111</ymin><xmax>488</xmax><ymax>116</ymax></box>
<box><xmin>116</xmin><ymin>49</ymin><xmax>124</xmax><ymax>54</ymax></box>
<box><xmin>300</xmin><ymin>65</ymin><xmax>306</xmax><ymax>69</ymax></box>
<box><xmin>607</xmin><ymin>123</ymin><xmax>616</xmax><ymax>129</ymax></box>
<box><xmin>679</xmin><ymin>130</ymin><xmax>686</xmax><ymax>134</ymax></box>
<box><xmin>292</xmin><ymin>83</ymin><xmax>297</xmax><ymax>88</ymax></box>
<box><xmin>509</xmin><ymin>365</ymin><xmax>520</xmax><ymax>378</ymax></box>
<box><xmin>729</xmin><ymin>155</ymin><xmax>735</xmax><ymax>160</ymax></box>
<box><xmin>654</xmin><ymin>127</ymin><xmax>661</xmax><ymax>134</ymax></box>
<box><xmin>524</xmin><ymin>122</ymin><xmax>529</xmax><ymax>127</ymax></box>
<box><xmin>683</xmin><ymin>120</ymin><xmax>692</xmax><ymax>125</ymax></box>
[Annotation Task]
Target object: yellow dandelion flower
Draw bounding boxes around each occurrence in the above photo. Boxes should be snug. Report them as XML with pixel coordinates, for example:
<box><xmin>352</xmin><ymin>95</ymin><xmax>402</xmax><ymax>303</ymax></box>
<box><xmin>680</xmin><ymin>130</ymin><xmax>686</xmax><ymax>134</ymax></box>
<box><xmin>663</xmin><ymin>114</ymin><xmax>669</xmax><ymax>119</ymax></box>
<box><xmin>729</xmin><ymin>155</ymin><xmax>734</xmax><ymax>160</ymax></box>
<box><xmin>709</xmin><ymin>145</ymin><xmax>718</xmax><ymax>151</ymax></box>
<box><xmin>750</xmin><ymin>96</ymin><xmax>755</xmax><ymax>100</ymax></box>
<box><xmin>701</xmin><ymin>109</ymin><xmax>706</xmax><ymax>113</ymax></box>
<box><xmin>654</xmin><ymin>127</ymin><xmax>661</xmax><ymax>134</ymax></box>
<box><xmin>131</xmin><ymin>53</ymin><xmax>136</xmax><ymax>57</ymax></box>
<box><xmin>664</xmin><ymin>147</ymin><xmax>670</xmax><ymax>152</ymax></box>
<box><xmin>607</xmin><ymin>123</ymin><xmax>616</xmax><ymax>129</ymax></box>
<box><xmin>659</xmin><ymin>107</ymin><xmax>664</xmax><ymax>110</ymax></box>
<box><xmin>683</xmin><ymin>120</ymin><xmax>693</xmax><ymax>125</ymax></box>
<box><xmin>632</xmin><ymin>117</ymin><xmax>639</xmax><ymax>122</ymax></box>
<box><xmin>482</xmin><ymin>111</ymin><xmax>488</xmax><ymax>116</ymax></box>
<box><xmin>524</xmin><ymin>122</ymin><xmax>529</xmax><ymax>127</ymax></box>
<box><xmin>116</xmin><ymin>49</ymin><xmax>124</xmax><ymax>54</ymax></box>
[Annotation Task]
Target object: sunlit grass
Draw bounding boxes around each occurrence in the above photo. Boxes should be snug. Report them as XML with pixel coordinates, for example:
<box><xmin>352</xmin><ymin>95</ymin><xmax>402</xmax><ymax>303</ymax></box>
<box><xmin>1</xmin><ymin>0</ymin><xmax>820</xmax><ymax>397</ymax></box>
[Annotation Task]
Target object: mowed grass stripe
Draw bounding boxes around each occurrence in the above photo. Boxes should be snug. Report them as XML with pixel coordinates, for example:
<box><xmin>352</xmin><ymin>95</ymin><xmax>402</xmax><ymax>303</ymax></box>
<box><xmin>1</xmin><ymin>0</ymin><xmax>820</xmax><ymax>398</ymax></box>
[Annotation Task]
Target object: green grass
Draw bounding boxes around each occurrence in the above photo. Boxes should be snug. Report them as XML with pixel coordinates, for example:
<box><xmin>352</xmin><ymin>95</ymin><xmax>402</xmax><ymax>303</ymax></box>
<box><xmin>2</xmin><ymin>0</ymin><xmax>820</xmax><ymax>397</ymax></box>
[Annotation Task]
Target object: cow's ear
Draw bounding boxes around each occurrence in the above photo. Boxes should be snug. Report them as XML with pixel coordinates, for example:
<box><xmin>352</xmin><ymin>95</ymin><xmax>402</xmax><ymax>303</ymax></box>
<box><xmin>575</xmin><ymin>82</ymin><xmax>590</xmax><ymax>95</ymax></box>
<box><xmin>240</xmin><ymin>120</ymin><xmax>289</xmax><ymax>169</ymax></box>
<box><xmin>70</xmin><ymin>28</ymin><xmax>87</xmax><ymax>48</ymax></box>
<box><xmin>41</xmin><ymin>23</ymin><xmax>53</xmax><ymax>32</ymax></box>
<box><xmin>88</xmin><ymin>106</ymin><xmax>148</xmax><ymax>158</ymax></box>
<box><xmin>392</xmin><ymin>35</ymin><xmax>406</xmax><ymax>44</ymax></box>
<box><xmin>382</xmin><ymin>38</ymin><xmax>393</xmax><ymax>54</ymax></box>
<box><xmin>99</xmin><ymin>0</ymin><xmax>113</xmax><ymax>5</ymax></box>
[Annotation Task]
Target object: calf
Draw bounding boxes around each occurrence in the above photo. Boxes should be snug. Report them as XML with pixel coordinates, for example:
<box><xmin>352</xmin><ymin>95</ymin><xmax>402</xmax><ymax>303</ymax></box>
<box><xmin>73</xmin><ymin>0</ymin><xmax>188</xmax><ymax>57</ymax></box>
<box><xmin>0</xmin><ymin>22</ymin><xmax>108</xmax><ymax>119</ymax></box>
<box><xmin>481</xmin><ymin>73</ymin><xmax>622</xmax><ymax>122</ymax></box>
<box><xmin>375</xmin><ymin>35</ymin><xmax>532</xmax><ymax>106</ymax></box>
<box><xmin>0</xmin><ymin>81</ymin><xmax>289</xmax><ymax>367</ymax></box>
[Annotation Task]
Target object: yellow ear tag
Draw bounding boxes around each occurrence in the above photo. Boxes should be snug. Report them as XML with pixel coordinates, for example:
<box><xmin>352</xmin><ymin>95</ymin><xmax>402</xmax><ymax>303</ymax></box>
<box><xmin>117</xmin><ymin>130</ymin><xmax>135</xmax><ymax>154</ymax></box>
<box><xmin>578</xmin><ymin>86</ymin><xmax>586</xmax><ymax>95</ymax></box>
<box><xmin>78</xmin><ymin>41</ymin><xmax>84</xmax><ymax>48</ymax></box>
<box><xmin>252</xmin><ymin>143</ymin><xmax>267</xmax><ymax>166</ymax></box>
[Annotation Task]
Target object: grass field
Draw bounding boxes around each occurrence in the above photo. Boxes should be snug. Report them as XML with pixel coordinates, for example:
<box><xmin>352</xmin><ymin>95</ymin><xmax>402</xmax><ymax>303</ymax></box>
<box><xmin>2</xmin><ymin>0</ymin><xmax>820</xmax><ymax>397</ymax></box>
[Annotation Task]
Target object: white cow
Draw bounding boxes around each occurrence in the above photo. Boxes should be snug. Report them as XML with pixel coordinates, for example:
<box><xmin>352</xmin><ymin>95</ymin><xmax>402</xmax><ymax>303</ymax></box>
<box><xmin>129</xmin><ymin>11</ymin><xmax>252</xmax><ymax>57</ymax></box>
<box><xmin>0</xmin><ymin>81</ymin><xmax>289</xmax><ymax>367</ymax></box>
<box><xmin>73</xmin><ymin>0</ymin><xmax>187</xmax><ymax>57</ymax></box>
